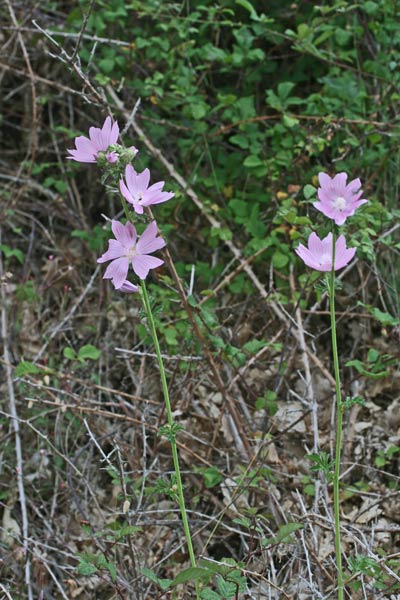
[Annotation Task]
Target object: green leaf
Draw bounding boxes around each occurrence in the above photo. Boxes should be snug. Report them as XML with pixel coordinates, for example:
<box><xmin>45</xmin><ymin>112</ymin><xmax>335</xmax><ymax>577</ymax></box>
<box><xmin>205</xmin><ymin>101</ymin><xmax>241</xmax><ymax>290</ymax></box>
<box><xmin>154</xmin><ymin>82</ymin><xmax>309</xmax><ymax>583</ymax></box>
<box><xmin>345</xmin><ymin>359</ymin><xmax>388</xmax><ymax>379</ymax></box>
<box><xmin>263</xmin><ymin>521</ymin><xmax>304</xmax><ymax>546</ymax></box>
<box><xmin>77</xmin><ymin>345</ymin><xmax>101</xmax><ymax>361</ymax></box>
<box><xmin>303</xmin><ymin>184</ymin><xmax>316</xmax><ymax>200</ymax></box>
<box><xmin>282</xmin><ymin>115</ymin><xmax>299</xmax><ymax>128</ymax></box>
<box><xmin>242</xmin><ymin>339</ymin><xmax>267</xmax><ymax>353</ymax></box>
<box><xmin>78</xmin><ymin>561</ymin><xmax>98</xmax><ymax>577</ymax></box>
<box><xmin>171</xmin><ymin>566</ymin><xmax>210</xmax><ymax>586</ymax></box>
<box><xmin>277</xmin><ymin>81</ymin><xmax>295</xmax><ymax>100</ymax></box>
<box><xmin>202</xmin><ymin>466</ymin><xmax>223</xmax><ymax>488</ymax></box>
<box><xmin>191</xmin><ymin>103</ymin><xmax>208</xmax><ymax>120</ymax></box>
<box><xmin>141</xmin><ymin>567</ymin><xmax>172</xmax><ymax>590</ymax></box>
<box><xmin>63</xmin><ymin>347</ymin><xmax>76</xmax><ymax>360</ymax></box>
<box><xmin>201</xmin><ymin>588</ymin><xmax>221</xmax><ymax>600</ymax></box>
<box><xmin>106</xmin><ymin>561</ymin><xmax>117</xmax><ymax>581</ymax></box>
<box><xmin>272</xmin><ymin>251</ymin><xmax>289</xmax><ymax>269</ymax></box>
<box><xmin>0</xmin><ymin>244</ymin><xmax>24</xmax><ymax>264</ymax></box>
<box><xmin>370</xmin><ymin>308</ymin><xmax>399</xmax><ymax>327</ymax></box>
<box><xmin>275</xmin><ymin>522</ymin><xmax>303</xmax><ymax>542</ymax></box>
<box><xmin>229</xmin><ymin>134</ymin><xmax>249</xmax><ymax>149</ymax></box>
<box><xmin>15</xmin><ymin>361</ymin><xmax>40</xmax><ymax>377</ymax></box>
<box><xmin>243</xmin><ymin>154</ymin><xmax>264</xmax><ymax>168</ymax></box>
<box><xmin>99</xmin><ymin>58</ymin><xmax>115</xmax><ymax>73</ymax></box>
<box><xmin>235</xmin><ymin>0</ymin><xmax>259</xmax><ymax>20</ymax></box>
<box><xmin>217</xmin><ymin>576</ymin><xmax>237</xmax><ymax>597</ymax></box>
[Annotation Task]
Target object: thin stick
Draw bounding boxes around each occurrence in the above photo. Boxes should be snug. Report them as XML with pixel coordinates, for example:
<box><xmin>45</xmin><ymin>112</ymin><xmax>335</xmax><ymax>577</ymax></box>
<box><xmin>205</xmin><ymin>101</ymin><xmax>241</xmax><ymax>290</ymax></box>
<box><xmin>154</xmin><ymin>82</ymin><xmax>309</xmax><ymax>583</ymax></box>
<box><xmin>0</xmin><ymin>229</ymin><xmax>33</xmax><ymax>600</ymax></box>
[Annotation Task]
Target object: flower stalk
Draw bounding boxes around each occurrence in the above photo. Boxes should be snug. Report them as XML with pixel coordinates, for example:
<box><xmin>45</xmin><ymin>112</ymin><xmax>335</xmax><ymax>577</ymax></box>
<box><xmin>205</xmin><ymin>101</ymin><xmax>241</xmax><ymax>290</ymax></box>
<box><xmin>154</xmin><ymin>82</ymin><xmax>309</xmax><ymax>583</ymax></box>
<box><xmin>329</xmin><ymin>229</ymin><xmax>344</xmax><ymax>600</ymax></box>
<box><xmin>140</xmin><ymin>281</ymin><xmax>199</xmax><ymax>597</ymax></box>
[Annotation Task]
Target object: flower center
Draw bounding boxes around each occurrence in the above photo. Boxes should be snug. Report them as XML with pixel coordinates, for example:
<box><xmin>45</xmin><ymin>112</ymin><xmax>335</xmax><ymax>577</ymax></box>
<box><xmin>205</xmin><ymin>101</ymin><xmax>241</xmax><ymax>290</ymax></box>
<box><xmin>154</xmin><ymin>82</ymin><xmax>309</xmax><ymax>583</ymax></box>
<box><xmin>333</xmin><ymin>196</ymin><xmax>347</xmax><ymax>210</ymax></box>
<box><xmin>320</xmin><ymin>252</ymin><xmax>332</xmax><ymax>265</ymax></box>
<box><xmin>126</xmin><ymin>245</ymin><xmax>138</xmax><ymax>260</ymax></box>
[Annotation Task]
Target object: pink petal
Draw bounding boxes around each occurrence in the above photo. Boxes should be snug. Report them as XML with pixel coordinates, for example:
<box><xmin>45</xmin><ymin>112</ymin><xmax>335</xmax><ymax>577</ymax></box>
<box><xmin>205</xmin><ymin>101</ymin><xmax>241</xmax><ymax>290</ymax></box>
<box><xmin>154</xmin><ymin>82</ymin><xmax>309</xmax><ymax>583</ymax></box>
<box><xmin>136</xmin><ymin>168</ymin><xmax>151</xmax><ymax>193</ymax></box>
<box><xmin>111</xmin><ymin>220</ymin><xmax>136</xmax><ymax>246</ymax></box>
<box><xmin>142</xmin><ymin>189</ymin><xmax>174</xmax><ymax>206</ymax></box>
<box><xmin>318</xmin><ymin>172</ymin><xmax>332</xmax><ymax>188</ymax></box>
<box><xmin>336</xmin><ymin>247</ymin><xmax>356</xmax><ymax>270</ymax></box>
<box><xmin>120</xmin><ymin>179</ymin><xmax>134</xmax><ymax>204</ymax></box>
<box><xmin>118</xmin><ymin>280</ymin><xmax>139</xmax><ymax>293</ymax></box>
<box><xmin>132</xmin><ymin>255</ymin><xmax>164</xmax><ymax>279</ymax></box>
<box><xmin>137</xmin><ymin>222</ymin><xmax>166</xmax><ymax>254</ymax></box>
<box><xmin>89</xmin><ymin>126</ymin><xmax>103</xmax><ymax>151</ymax></box>
<box><xmin>101</xmin><ymin>117</ymin><xmax>112</xmax><ymax>146</ymax></box>
<box><xmin>110</xmin><ymin>120</ymin><xmax>119</xmax><ymax>144</ymax></box>
<box><xmin>334</xmin><ymin>213</ymin><xmax>347</xmax><ymax>226</ymax></box>
<box><xmin>67</xmin><ymin>136</ymin><xmax>98</xmax><ymax>162</ymax></box>
<box><xmin>308</xmin><ymin>232</ymin><xmax>322</xmax><ymax>255</ymax></box>
<box><xmin>346</xmin><ymin>177</ymin><xmax>361</xmax><ymax>193</ymax></box>
<box><xmin>97</xmin><ymin>239</ymin><xmax>125</xmax><ymax>263</ymax></box>
<box><xmin>332</xmin><ymin>172</ymin><xmax>347</xmax><ymax>191</ymax></box>
<box><xmin>335</xmin><ymin>235</ymin><xmax>347</xmax><ymax>256</ymax></box>
<box><xmin>125</xmin><ymin>164</ymin><xmax>138</xmax><ymax>192</ymax></box>
<box><xmin>103</xmin><ymin>257</ymin><xmax>129</xmax><ymax>288</ymax></box>
<box><xmin>66</xmin><ymin>149</ymin><xmax>96</xmax><ymax>163</ymax></box>
<box><xmin>295</xmin><ymin>245</ymin><xmax>320</xmax><ymax>270</ymax></box>
<box><xmin>321</xmin><ymin>232</ymin><xmax>333</xmax><ymax>255</ymax></box>
<box><xmin>104</xmin><ymin>152</ymin><xmax>117</xmax><ymax>163</ymax></box>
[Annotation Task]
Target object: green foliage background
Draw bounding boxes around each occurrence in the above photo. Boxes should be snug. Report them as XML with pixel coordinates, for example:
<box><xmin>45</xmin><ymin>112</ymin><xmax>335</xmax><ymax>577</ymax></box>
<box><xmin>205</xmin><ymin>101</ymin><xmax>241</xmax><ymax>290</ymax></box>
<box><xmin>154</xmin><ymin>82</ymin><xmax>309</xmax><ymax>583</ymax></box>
<box><xmin>62</xmin><ymin>0</ymin><xmax>400</xmax><ymax>302</ymax></box>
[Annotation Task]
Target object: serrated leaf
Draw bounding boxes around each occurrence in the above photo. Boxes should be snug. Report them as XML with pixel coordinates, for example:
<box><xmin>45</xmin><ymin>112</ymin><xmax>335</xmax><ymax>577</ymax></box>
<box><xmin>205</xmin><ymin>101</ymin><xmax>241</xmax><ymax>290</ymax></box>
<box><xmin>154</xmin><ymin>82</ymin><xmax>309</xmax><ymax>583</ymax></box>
<box><xmin>141</xmin><ymin>567</ymin><xmax>172</xmax><ymax>590</ymax></box>
<box><xmin>275</xmin><ymin>522</ymin><xmax>303</xmax><ymax>542</ymax></box>
<box><xmin>106</xmin><ymin>561</ymin><xmax>117</xmax><ymax>581</ymax></box>
<box><xmin>78</xmin><ymin>561</ymin><xmax>98</xmax><ymax>576</ymax></box>
<box><xmin>141</xmin><ymin>567</ymin><xmax>159</xmax><ymax>585</ymax></box>
<box><xmin>0</xmin><ymin>244</ymin><xmax>24</xmax><ymax>264</ymax></box>
<box><xmin>171</xmin><ymin>566</ymin><xmax>210</xmax><ymax>586</ymax></box>
<box><xmin>200</xmin><ymin>588</ymin><xmax>221</xmax><ymax>600</ymax></box>
<box><xmin>15</xmin><ymin>361</ymin><xmax>40</xmax><ymax>377</ymax></box>
<box><xmin>370</xmin><ymin>308</ymin><xmax>399</xmax><ymax>327</ymax></box>
<box><xmin>217</xmin><ymin>576</ymin><xmax>237</xmax><ymax>597</ymax></box>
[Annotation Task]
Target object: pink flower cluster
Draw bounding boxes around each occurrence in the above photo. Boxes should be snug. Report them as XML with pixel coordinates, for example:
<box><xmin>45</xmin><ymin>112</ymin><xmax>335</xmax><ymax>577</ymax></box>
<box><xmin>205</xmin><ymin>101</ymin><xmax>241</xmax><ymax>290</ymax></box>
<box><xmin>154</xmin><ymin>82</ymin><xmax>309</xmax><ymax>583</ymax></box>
<box><xmin>68</xmin><ymin>117</ymin><xmax>174</xmax><ymax>292</ymax></box>
<box><xmin>296</xmin><ymin>171</ymin><xmax>367</xmax><ymax>272</ymax></box>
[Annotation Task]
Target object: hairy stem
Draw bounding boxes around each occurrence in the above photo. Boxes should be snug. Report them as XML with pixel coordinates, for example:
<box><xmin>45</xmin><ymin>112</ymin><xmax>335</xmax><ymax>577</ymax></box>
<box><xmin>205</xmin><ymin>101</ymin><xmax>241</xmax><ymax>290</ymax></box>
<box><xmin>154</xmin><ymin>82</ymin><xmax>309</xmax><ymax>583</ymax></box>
<box><xmin>330</xmin><ymin>230</ymin><xmax>344</xmax><ymax>599</ymax></box>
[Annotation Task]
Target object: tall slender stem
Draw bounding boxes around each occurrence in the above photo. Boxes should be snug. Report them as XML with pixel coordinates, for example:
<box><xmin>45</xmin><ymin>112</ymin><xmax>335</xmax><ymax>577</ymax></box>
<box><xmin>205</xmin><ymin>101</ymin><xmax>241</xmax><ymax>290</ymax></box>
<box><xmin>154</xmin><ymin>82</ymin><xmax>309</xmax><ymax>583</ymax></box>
<box><xmin>140</xmin><ymin>280</ymin><xmax>199</xmax><ymax>596</ymax></box>
<box><xmin>329</xmin><ymin>230</ymin><xmax>344</xmax><ymax>600</ymax></box>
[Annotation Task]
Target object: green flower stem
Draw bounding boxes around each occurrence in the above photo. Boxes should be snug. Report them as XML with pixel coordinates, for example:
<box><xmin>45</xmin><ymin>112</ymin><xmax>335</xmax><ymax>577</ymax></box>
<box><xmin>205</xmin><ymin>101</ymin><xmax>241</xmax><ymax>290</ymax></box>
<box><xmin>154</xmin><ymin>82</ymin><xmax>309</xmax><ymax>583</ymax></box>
<box><xmin>329</xmin><ymin>230</ymin><xmax>344</xmax><ymax>600</ymax></box>
<box><xmin>140</xmin><ymin>280</ymin><xmax>199</xmax><ymax>597</ymax></box>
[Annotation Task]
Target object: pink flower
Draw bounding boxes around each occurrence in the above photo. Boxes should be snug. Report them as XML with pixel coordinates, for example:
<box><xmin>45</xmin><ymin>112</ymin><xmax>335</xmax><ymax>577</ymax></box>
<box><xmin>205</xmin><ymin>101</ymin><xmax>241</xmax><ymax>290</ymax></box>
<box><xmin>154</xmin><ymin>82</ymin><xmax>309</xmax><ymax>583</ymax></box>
<box><xmin>295</xmin><ymin>232</ymin><xmax>356</xmax><ymax>271</ymax></box>
<box><xmin>119</xmin><ymin>165</ymin><xmax>174</xmax><ymax>215</ymax></box>
<box><xmin>118</xmin><ymin>280</ymin><xmax>139</xmax><ymax>293</ymax></box>
<box><xmin>67</xmin><ymin>116</ymin><xmax>119</xmax><ymax>163</ymax></box>
<box><xmin>314</xmin><ymin>172</ymin><xmax>367</xmax><ymax>225</ymax></box>
<box><xmin>97</xmin><ymin>220</ymin><xmax>166</xmax><ymax>288</ymax></box>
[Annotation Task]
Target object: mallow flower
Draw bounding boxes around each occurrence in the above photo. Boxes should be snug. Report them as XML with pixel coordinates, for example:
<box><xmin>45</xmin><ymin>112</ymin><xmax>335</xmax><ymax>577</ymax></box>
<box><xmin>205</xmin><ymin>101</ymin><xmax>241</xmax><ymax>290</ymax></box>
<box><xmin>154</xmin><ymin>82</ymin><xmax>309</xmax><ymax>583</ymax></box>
<box><xmin>315</xmin><ymin>172</ymin><xmax>367</xmax><ymax>226</ymax></box>
<box><xmin>119</xmin><ymin>164</ymin><xmax>174</xmax><ymax>214</ymax></box>
<box><xmin>295</xmin><ymin>232</ymin><xmax>356</xmax><ymax>272</ymax></box>
<box><xmin>97</xmin><ymin>220</ymin><xmax>166</xmax><ymax>289</ymax></box>
<box><xmin>67</xmin><ymin>116</ymin><xmax>120</xmax><ymax>164</ymax></box>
